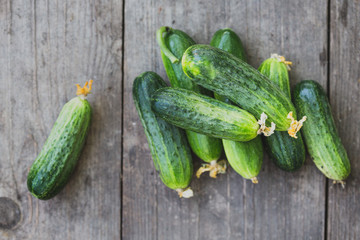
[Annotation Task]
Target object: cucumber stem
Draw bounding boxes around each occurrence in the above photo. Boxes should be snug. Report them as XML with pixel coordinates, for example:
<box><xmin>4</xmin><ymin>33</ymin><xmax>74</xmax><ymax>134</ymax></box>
<box><xmin>176</xmin><ymin>187</ymin><xmax>194</xmax><ymax>198</ymax></box>
<box><xmin>76</xmin><ymin>80</ymin><xmax>93</xmax><ymax>98</ymax></box>
<box><xmin>287</xmin><ymin>112</ymin><xmax>307</xmax><ymax>138</ymax></box>
<box><xmin>257</xmin><ymin>112</ymin><xmax>276</xmax><ymax>136</ymax></box>
<box><xmin>333</xmin><ymin>180</ymin><xmax>346</xmax><ymax>189</ymax></box>
<box><xmin>251</xmin><ymin>177</ymin><xmax>259</xmax><ymax>184</ymax></box>
<box><xmin>156</xmin><ymin>26</ymin><xmax>179</xmax><ymax>63</ymax></box>
<box><xmin>196</xmin><ymin>160</ymin><xmax>227</xmax><ymax>178</ymax></box>
<box><xmin>271</xmin><ymin>54</ymin><xmax>293</xmax><ymax>70</ymax></box>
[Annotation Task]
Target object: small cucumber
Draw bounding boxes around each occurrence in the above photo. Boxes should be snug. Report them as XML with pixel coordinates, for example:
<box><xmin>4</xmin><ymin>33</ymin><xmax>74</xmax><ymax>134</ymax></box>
<box><xmin>259</xmin><ymin>55</ymin><xmax>305</xmax><ymax>172</ymax></box>
<box><xmin>27</xmin><ymin>81</ymin><xmax>93</xmax><ymax>200</ymax></box>
<box><xmin>151</xmin><ymin>87</ymin><xmax>261</xmax><ymax>142</ymax></box>
<box><xmin>210</xmin><ymin>28</ymin><xmax>263</xmax><ymax>183</ymax></box>
<box><xmin>182</xmin><ymin>45</ymin><xmax>306</xmax><ymax>137</ymax></box>
<box><xmin>157</xmin><ymin>26</ymin><xmax>223</xmax><ymax>177</ymax></box>
<box><xmin>223</xmin><ymin>137</ymin><xmax>263</xmax><ymax>183</ymax></box>
<box><xmin>133</xmin><ymin>72</ymin><xmax>194</xmax><ymax>198</ymax></box>
<box><xmin>293</xmin><ymin>80</ymin><xmax>350</xmax><ymax>182</ymax></box>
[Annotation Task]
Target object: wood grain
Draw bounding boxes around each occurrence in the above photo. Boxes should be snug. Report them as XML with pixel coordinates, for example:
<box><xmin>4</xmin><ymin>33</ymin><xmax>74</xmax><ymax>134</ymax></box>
<box><xmin>122</xmin><ymin>1</ymin><xmax>328</xmax><ymax>239</ymax></box>
<box><xmin>0</xmin><ymin>0</ymin><xmax>123</xmax><ymax>239</ymax></box>
<box><xmin>328</xmin><ymin>0</ymin><xmax>360</xmax><ymax>239</ymax></box>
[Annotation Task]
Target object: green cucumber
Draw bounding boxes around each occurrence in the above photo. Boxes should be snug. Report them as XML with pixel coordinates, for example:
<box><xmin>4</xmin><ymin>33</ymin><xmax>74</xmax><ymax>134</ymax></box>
<box><xmin>157</xmin><ymin>26</ymin><xmax>223</xmax><ymax>172</ymax></box>
<box><xmin>27</xmin><ymin>81</ymin><xmax>93</xmax><ymax>200</ymax></box>
<box><xmin>133</xmin><ymin>72</ymin><xmax>194</xmax><ymax>198</ymax></box>
<box><xmin>223</xmin><ymin>137</ymin><xmax>263</xmax><ymax>182</ymax></box>
<box><xmin>182</xmin><ymin>44</ymin><xmax>303</xmax><ymax>136</ymax></box>
<box><xmin>151</xmin><ymin>87</ymin><xmax>260</xmax><ymax>142</ymax></box>
<box><xmin>210</xmin><ymin>28</ymin><xmax>246</xmax><ymax>62</ymax></box>
<box><xmin>293</xmin><ymin>80</ymin><xmax>350</xmax><ymax>182</ymax></box>
<box><xmin>210</xmin><ymin>28</ymin><xmax>263</xmax><ymax>182</ymax></box>
<box><xmin>259</xmin><ymin>55</ymin><xmax>305</xmax><ymax>171</ymax></box>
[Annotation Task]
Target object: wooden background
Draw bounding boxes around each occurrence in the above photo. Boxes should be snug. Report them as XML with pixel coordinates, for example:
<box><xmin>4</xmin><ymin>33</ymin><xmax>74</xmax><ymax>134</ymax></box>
<box><xmin>0</xmin><ymin>0</ymin><xmax>359</xmax><ymax>239</ymax></box>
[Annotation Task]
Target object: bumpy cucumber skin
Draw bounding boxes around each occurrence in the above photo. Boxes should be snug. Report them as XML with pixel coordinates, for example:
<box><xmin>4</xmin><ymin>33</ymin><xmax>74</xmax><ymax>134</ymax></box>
<box><xmin>151</xmin><ymin>87</ymin><xmax>259</xmax><ymax>142</ymax></box>
<box><xmin>211</xmin><ymin>28</ymin><xmax>263</xmax><ymax>180</ymax></box>
<box><xmin>133</xmin><ymin>72</ymin><xmax>193</xmax><ymax>189</ymax></box>
<box><xmin>27</xmin><ymin>97</ymin><xmax>92</xmax><ymax>200</ymax></box>
<box><xmin>259</xmin><ymin>58</ymin><xmax>305</xmax><ymax>172</ymax></box>
<box><xmin>223</xmin><ymin>137</ymin><xmax>263</xmax><ymax>180</ymax></box>
<box><xmin>182</xmin><ymin>45</ymin><xmax>296</xmax><ymax>131</ymax></box>
<box><xmin>159</xmin><ymin>27</ymin><xmax>222</xmax><ymax>162</ymax></box>
<box><xmin>293</xmin><ymin>80</ymin><xmax>350</xmax><ymax>180</ymax></box>
<box><xmin>211</xmin><ymin>28</ymin><xmax>246</xmax><ymax>103</ymax></box>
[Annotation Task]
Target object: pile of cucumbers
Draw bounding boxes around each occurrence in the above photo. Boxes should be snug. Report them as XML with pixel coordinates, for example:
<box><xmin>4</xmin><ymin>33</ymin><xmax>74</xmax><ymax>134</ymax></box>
<box><xmin>26</xmin><ymin>26</ymin><xmax>350</xmax><ymax>201</ymax></box>
<box><xmin>133</xmin><ymin>26</ymin><xmax>351</xmax><ymax>198</ymax></box>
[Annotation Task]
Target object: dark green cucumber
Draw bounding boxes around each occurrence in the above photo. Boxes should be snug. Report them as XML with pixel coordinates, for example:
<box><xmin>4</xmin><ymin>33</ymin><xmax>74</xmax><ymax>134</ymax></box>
<box><xmin>27</xmin><ymin>81</ymin><xmax>93</xmax><ymax>200</ymax></box>
<box><xmin>259</xmin><ymin>55</ymin><xmax>305</xmax><ymax>171</ymax></box>
<box><xmin>182</xmin><ymin>44</ymin><xmax>299</xmax><ymax>132</ymax></box>
<box><xmin>151</xmin><ymin>87</ymin><xmax>259</xmax><ymax>142</ymax></box>
<box><xmin>157</xmin><ymin>26</ymin><xmax>222</xmax><ymax>164</ymax></box>
<box><xmin>210</xmin><ymin>28</ymin><xmax>246</xmax><ymax>62</ymax></box>
<box><xmin>293</xmin><ymin>80</ymin><xmax>350</xmax><ymax>181</ymax></box>
<box><xmin>211</xmin><ymin>29</ymin><xmax>263</xmax><ymax>182</ymax></box>
<box><xmin>133</xmin><ymin>72</ymin><xmax>194</xmax><ymax>197</ymax></box>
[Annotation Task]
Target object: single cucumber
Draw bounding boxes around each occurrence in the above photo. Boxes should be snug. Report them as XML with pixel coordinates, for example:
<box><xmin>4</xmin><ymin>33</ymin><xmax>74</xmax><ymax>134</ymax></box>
<box><xmin>157</xmin><ymin>26</ymin><xmax>223</xmax><ymax>168</ymax></box>
<box><xmin>151</xmin><ymin>87</ymin><xmax>260</xmax><ymax>142</ymax></box>
<box><xmin>133</xmin><ymin>72</ymin><xmax>194</xmax><ymax>198</ymax></box>
<box><xmin>182</xmin><ymin>44</ymin><xmax>303</xmax><ymax>136</ymax></box>
<box><xmin>223</xmin><ymin>137</ymin><xmax>263</xmax><ymax>182</ymax></box>
<box><xmin>27</xmin><ymin>81</ymin><xmax>93</xmax><ymax>200</ymax></box>
<box><xmin>293</xmin><ymin>80</ymin><xmax>350</xmax><ymax>182</ymax></box>
<box><xmin>210</xmin><ymin>28</ymin><xmax>263</xmax><ymax>183</ymax></box>
<box><xmin>259</xmin><ymin>55</ymin><xmax>305</xmax><ymax>172</ymax></box>
<box><xmin>210</xmin><ymin>28</ymin><xmax>246</xmax><ymax>62</ymax></box>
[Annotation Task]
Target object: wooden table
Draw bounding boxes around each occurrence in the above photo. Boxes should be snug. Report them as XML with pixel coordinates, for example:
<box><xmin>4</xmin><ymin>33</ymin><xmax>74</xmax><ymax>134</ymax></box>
<box><xmin>0</xmin><ymin>0</ymin><xmax>359</xmax><ymax>239</ymax></box>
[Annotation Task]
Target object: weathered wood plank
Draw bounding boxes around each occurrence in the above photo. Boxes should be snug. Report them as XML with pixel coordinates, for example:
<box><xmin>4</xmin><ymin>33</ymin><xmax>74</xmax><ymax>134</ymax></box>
<box><xmin>0</xmin><ymin>0</ymin><xmax>123</xmax><ymax>239</ymax></box>
<box><xmin>328</xmin><ymin>0</ymin><xmax>360</xmax><ymax>239</ymax></box>
<box><xmin>122</xmin><ymin>1</ymin><xmax>327</xmax><ymax>239</ymax></box>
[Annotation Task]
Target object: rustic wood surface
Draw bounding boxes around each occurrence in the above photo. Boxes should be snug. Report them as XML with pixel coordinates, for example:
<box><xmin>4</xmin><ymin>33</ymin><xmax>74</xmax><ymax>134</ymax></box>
<box><xmin>328</xmin><ymin>0</ymin><xmax>360</xmax><ymax>239</ymax></box>
<box><xmin>0</xmin><ymin>0</ymin><xmax>123</xmax><ymax>239</ymax></box>
<box><xmin>0</xmin><ymin>0</ymin><xmax>358</xmax><ymax>239</ymax></box>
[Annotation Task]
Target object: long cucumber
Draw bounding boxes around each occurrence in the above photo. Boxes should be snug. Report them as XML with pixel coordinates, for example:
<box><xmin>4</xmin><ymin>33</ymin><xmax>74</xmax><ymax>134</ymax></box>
<box><xmin>293</xmin><ymin>80</ymin><xmax>350</xmax><ymax>183</ymax></box>
<box><xmin>182</xmin><ymin>44</ymin><xmax>306</xmax><ymax>137</ymax></box>
<box><xmin>133</xmin><ymin>72</ymin><xmax>194</xmax><ymax>198</ymax></box>
<box><xmin>151</xmin><ymin>87</ymin><xmax>261</xmax><ymax>142</ymax></box>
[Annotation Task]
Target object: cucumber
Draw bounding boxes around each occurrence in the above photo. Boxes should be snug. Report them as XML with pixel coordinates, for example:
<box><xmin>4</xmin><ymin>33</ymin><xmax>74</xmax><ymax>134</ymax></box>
<box><xmin>259</xmin><ymin>54</ymin><xmax>305</xmax><ymax>171</ymax></box>
<box><xmin>210</xmin><ymin>28</ymin><xmax>246</xmax><ymax>62</ymax></box>
<box><xmin>210</xmin><ymin>28</ymin><xmax>263</xmax><ymax>183</ymax></box>
<box><xmin>151</xmin><ymin>87</ymin><xmax>260</xmax><ymax>142</ymax></box>
<box><xmin>293</xmin><ymin>80</ymin><xmax>350</xmax><ymax>182</ymax></box>
<box><xmin>182</xmin><ymin>44</ymin><xmax>305</xmax><ymax>137</ymax></box>
<box><xmin>133</xmin><ymin>72</ymin><xmax>194</xmax><ymax>198</ymax></box>
<box><xmin>223</xmin><ymin>137</ymin><xmax>263</xmax><ymax>182</ymax></box>
<box><xmin>157</xmin><ymin>26</ymin><xmax>223</xmax><ymax>177</ymax></box>
<box><xmin>27</xmin><ymin>81</ymin><xmax>93</xmax><ymax>200</ymax></box>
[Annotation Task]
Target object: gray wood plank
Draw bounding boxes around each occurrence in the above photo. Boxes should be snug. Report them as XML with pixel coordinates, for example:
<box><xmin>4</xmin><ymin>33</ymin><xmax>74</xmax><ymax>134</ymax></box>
<box><xmin>0</xmin><ymin>0</ymin><xmax>123</xmax><ymax>239</ymax></box>
<box><xmin>328</xmin><ymin>0</ymin><xmax>360</xmax><ymax>239</ymax></box>
<box><xmin>123</xmin><ymin>1</ymin><xmax>328</xmax><ymax>239</ymax></box>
